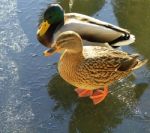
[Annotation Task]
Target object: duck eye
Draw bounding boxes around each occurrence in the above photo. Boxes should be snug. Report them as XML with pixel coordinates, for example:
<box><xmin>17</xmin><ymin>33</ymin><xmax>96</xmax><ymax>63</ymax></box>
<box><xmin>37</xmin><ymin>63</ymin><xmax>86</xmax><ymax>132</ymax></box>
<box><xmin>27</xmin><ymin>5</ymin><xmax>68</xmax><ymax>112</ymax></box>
<box><xmin>48</xmin><ymin>15</ymin><xmax>52</xmax><ymax>19</ymax></box>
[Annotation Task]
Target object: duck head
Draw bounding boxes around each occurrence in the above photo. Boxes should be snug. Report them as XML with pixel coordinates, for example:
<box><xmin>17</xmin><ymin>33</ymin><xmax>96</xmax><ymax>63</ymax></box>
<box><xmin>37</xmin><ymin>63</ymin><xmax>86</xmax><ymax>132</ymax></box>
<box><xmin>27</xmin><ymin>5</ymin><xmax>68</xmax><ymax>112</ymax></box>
<box><xmin>43</xmin><ymin>31</ymin><xmax>83</xmax><ymax>56</ymax></box>
<box><xmin>37</xmin><ymin>4</ymin><xmax>64</xmax><ymax>47</ymax></box>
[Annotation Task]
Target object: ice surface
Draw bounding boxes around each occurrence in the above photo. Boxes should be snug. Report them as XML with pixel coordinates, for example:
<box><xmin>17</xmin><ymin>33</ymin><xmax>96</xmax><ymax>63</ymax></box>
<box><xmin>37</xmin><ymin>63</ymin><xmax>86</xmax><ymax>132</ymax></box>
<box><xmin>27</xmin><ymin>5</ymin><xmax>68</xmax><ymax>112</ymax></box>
<box><xmin>0</xmin><ymin>0</ymin><xmax>34</xmax><ymax>132</ymax></box>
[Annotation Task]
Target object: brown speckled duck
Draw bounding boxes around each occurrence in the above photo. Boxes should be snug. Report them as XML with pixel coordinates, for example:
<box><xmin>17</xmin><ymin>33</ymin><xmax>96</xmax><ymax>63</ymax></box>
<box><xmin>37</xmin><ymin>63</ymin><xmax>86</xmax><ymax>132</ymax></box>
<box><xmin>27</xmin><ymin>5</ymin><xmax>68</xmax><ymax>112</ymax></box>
<box><xmin>37</xmin><ymin>4</ymin><xmax>135</xmax><ymax>48</ymax></box>
<box><xmin>44</xmin><ymin>31</ymin><xmax>147</xmax><ymax>104</ymax></box>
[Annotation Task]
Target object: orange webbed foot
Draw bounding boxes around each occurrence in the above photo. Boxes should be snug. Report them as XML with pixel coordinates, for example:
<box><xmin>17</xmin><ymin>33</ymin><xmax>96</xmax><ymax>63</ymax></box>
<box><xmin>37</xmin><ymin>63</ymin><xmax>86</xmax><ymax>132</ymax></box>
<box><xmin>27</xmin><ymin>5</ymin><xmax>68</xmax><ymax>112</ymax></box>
<box><xmin>75</xmin><ymin>88</ymin><xmax>93</xmax><ymax>97</ymax></box>
<box><xmin>90</xmin><ymin>85</ymin><xmax>108</xmax><ymax>105</ymax></box>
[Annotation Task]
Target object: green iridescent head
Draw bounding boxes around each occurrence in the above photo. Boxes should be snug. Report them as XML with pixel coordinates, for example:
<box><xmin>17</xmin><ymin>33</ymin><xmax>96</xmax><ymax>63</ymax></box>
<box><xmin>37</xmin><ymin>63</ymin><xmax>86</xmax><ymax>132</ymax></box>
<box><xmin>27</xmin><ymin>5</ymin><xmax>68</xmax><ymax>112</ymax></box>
<box><xmin>37</xmin><ymin>4</ymin><xmax>64</xmax><ymax>36</ymax></box>
<box><xmin>44</xmin><ymin>4</ymin><xmax>64</xmax><ymax>24</ymax></box>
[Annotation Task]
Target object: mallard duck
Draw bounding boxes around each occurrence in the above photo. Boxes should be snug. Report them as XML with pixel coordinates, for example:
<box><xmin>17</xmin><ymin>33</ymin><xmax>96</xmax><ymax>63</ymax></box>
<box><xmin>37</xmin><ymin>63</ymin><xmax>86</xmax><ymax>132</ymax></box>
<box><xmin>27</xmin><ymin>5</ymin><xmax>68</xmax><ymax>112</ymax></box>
<box><xmin>37</xmin><ymin>4</ymin><xmax>135</xmax><ymax>48</ymax></box>
<box><xmin>43</xmin><ymin>31</ymin><xmax>147</xmax><ymax>104</ymax></box>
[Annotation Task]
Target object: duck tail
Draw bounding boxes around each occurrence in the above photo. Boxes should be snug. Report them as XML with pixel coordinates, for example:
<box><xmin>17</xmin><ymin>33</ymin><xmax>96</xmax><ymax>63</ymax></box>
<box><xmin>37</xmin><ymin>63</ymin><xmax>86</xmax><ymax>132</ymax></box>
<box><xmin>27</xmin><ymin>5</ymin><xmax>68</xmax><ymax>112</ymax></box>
<box><xmin>110</xmin><ymin>34</ymin><xmax>135</xmax><ymax>47</ymax></box>
<box><xmin>132</xmin><ymin>59</ymin><xmax>148</xmax><ymax>70</ymax></box>
<box><xmin>130</xmin><ymin>54</ymin><xmax>148</xmax><ymax>70</ymax></box>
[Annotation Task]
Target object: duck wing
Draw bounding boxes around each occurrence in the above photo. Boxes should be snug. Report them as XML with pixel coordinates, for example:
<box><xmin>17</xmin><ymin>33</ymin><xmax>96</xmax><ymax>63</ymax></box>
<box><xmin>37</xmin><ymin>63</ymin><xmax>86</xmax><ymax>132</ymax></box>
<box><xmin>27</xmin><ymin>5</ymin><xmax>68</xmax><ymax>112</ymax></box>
<box><xmin>63</xmin><ymin>13</ymin><xmax>135</xmax><ymax>47</ymax></box>
<box><xmin>82</xmin><ymin>47</ymin><xmax>146</xmax><ymax>72</ymax></box>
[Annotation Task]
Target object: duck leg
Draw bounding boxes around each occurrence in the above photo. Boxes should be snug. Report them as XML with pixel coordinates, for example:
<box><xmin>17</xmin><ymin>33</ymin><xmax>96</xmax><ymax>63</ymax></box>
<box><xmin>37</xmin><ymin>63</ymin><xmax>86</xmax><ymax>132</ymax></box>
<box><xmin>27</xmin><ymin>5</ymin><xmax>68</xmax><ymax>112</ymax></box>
<box><xmin>90</xmin><ymin>85</ymin><xmax>108</xmax><ymax>105</ymax></box>
<box><xmin>75</xmin><ymin>88</ymin><xmax>93</xmax><ymax>97</ymax></box>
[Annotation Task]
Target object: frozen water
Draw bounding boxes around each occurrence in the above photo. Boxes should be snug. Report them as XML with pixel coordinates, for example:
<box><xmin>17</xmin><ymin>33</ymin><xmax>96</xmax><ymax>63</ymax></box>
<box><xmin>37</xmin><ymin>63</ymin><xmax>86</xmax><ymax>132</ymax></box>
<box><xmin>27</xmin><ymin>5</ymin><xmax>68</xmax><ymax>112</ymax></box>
<box><xmin>0</xmin><ymin>0</ymin><xmax>34</xmax><ymax>132</ymax></box>
<box><xmin>0</xmin><ymin>0</ymin><xmax>150</xmax><ymax>133</ymax></box>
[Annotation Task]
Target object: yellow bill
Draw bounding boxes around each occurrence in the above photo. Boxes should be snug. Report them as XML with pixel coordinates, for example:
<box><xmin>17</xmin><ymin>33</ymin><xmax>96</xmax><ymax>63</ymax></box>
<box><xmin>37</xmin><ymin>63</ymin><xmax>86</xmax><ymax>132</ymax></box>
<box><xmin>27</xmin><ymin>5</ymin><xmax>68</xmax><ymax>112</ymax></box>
<box><xmin>37</xmin><ymin>21</ymin><xmax>50</xmax><ymax>36</ymax></box>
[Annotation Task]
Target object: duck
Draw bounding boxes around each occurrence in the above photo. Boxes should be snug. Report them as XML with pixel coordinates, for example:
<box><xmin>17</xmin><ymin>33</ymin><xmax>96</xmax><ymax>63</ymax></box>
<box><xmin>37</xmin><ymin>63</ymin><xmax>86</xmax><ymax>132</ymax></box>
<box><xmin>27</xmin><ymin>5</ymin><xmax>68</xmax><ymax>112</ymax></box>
<box><xmin>37</xmin><ymin>4</ymin><xmax>135</xmax><ymax>48</ymax></box>
<box><xmin>43</xmin><ymin>31</ymin><xmax>147</xmax><ymax>104</ymax></box>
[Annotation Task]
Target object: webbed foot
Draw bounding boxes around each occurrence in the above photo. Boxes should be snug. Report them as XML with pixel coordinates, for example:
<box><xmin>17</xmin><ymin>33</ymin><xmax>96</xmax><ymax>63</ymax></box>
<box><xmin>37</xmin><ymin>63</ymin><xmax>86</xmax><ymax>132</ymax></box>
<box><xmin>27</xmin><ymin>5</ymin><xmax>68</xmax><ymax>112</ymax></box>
<box><xmin>90</xmin><ymin>86</ymin><xmax>108</xmax><ymax>105</ymax></box>
<box><xmin>75</xmin><ymin>88</ymin><xmax>93</xmax><ymax>97</ymax></box>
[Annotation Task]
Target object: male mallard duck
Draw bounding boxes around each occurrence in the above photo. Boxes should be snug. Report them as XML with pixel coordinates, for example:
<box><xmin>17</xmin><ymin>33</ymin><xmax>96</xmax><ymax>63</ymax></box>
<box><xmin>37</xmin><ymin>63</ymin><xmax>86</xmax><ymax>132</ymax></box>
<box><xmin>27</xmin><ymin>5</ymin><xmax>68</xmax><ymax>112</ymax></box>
<box><xmin>43</xmin><ymin>31</ymin><xmax>147</xmax><ymax>104</ymax></box>
<box><xmin>37</xmin><ymin>4</ymin><xmax>135</xmax><ymax>48</ymax></box>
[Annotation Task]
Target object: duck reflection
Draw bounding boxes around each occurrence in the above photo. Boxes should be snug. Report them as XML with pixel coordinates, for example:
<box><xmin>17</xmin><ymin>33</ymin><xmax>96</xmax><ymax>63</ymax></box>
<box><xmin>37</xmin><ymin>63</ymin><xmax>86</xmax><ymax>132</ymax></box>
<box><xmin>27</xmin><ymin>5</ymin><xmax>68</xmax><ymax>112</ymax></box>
<box><xmin>47</xmin><ymin>73</ymin><xmax>148</xmax><ymax>133</ymax></box>
<box><xmin>57</xmin><ymin>0</ymin><xmax>105</xmax><ymax>15</ymax></box>
<box><xmin>69</xmin><ymin>95</ymin><xmax>128</xmax><ymax>133</ymax></box>
<box><xmin>48</xmin><ymin>73</ymin><xmax>78</xmax><ymax>110</ymax></box>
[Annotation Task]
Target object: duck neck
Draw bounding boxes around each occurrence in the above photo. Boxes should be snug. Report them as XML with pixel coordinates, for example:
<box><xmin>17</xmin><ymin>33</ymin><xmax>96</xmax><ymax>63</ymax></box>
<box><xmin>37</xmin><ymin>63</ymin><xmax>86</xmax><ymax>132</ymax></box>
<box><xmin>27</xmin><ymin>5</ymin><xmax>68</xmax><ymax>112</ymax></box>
<box><xmin>61</xmin><ymin>50</ymin><xmax>83</xmax><ymax>62</ymax></box>
<box><xmin>57</xmin><ymin>50</ymin><xmax>83</xmax><ymax>83</ymax></box>
<box><xmin>59</xmin><ymin>50</ymin><xmax>83</xmax><ymax>70</ymax></box>
<box><xmin>45</xmin><ymin>19</ymin><xmax>64</xmax><ymax>43</ymax></box>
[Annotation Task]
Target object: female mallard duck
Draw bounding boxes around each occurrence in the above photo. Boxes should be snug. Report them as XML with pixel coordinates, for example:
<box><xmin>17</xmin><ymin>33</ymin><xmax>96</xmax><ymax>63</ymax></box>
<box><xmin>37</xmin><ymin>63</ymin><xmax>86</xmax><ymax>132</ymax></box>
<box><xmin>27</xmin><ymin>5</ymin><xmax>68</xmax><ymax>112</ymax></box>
<box><xmin>37</xmin><ymin>4</ymin><xmax>135</xmax><ymax>48</ymax></box>
<box><xmin>43</xmin><ymin>31</ymin><xmax>147</xmax><ymax>104</ymax></box>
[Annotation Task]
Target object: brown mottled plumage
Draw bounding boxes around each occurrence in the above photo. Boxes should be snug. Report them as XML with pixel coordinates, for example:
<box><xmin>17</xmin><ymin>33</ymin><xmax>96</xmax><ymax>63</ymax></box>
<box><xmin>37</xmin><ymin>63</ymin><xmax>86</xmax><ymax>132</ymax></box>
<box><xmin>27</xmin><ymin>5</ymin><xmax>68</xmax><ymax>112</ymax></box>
<box><xmin>44</xmin><ymin>31</ymin><xmax>147</xmax><ymax>104</ymax></box>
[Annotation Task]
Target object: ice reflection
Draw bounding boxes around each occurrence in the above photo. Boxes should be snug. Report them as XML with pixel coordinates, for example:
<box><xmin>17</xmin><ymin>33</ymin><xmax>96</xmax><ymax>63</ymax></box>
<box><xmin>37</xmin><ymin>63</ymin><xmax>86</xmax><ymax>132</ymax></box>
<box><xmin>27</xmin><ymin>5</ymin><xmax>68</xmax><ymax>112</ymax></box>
<box><xmin>47</xmin><ymin>74</ymin><xmax>148</xmax><ymax>133</ymax></box>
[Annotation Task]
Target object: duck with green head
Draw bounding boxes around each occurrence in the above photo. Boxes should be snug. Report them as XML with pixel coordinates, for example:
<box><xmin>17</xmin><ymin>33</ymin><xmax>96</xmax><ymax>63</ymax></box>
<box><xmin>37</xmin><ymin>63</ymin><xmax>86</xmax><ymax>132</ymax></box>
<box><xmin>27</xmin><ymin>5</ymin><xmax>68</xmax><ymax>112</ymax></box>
<box><xmin>37</xmin><ymin>4</ymin><xmax>135</xmax><ymax>48</ymax></box>
<box><xmin>43</xmin><ymin>31</ymin><xmax>147</xmax><ymax>104</ymax></box>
